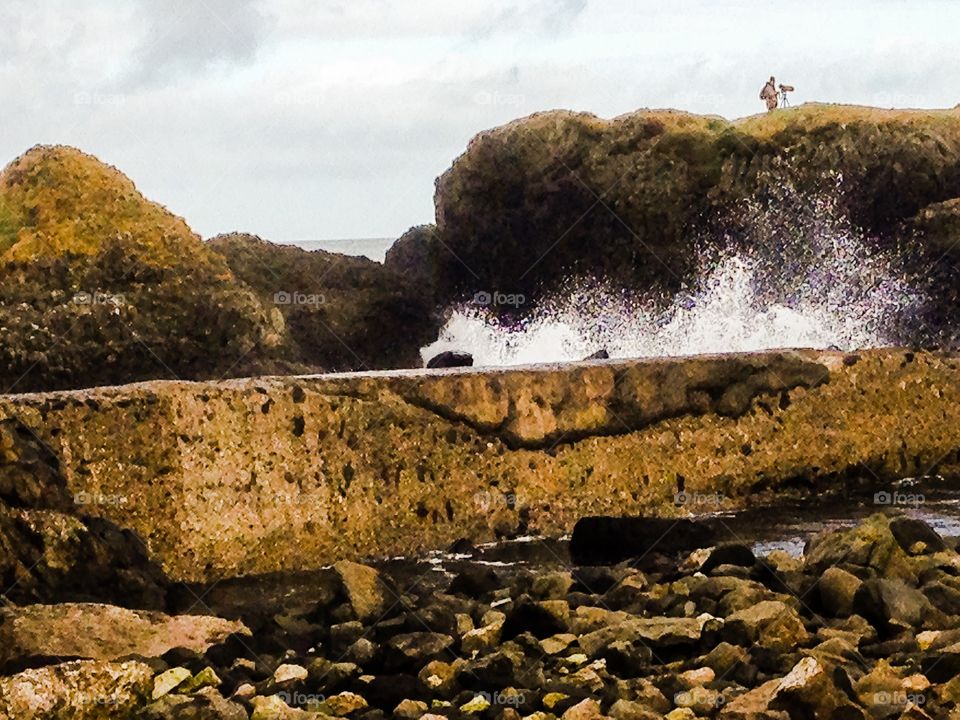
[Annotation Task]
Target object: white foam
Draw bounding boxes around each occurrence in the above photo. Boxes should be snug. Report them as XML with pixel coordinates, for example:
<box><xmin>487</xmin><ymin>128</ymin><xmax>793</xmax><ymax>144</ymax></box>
<box><xmin>422</xmin><ymin>186</ymin><xmax>924</xmax><ymax>366</ymax></box>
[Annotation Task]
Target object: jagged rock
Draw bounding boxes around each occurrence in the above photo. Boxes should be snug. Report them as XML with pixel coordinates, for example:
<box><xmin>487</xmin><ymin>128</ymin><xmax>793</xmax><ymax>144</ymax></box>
<box><xmin>0</xmin><ymin>659</ymin><xmax>154</xmax><ymax>719</ymax></box>
<box><xmin>723</xmin><ymin>601</ymin><xmax>809</xmax><ymax>651</ymax></box>
<box><xmin>700</xmin><ymin>544</ymin><xmax>757</xmax><ymax>575</ymax></box>
<box><xmin>153</xmin><ymin>667</ymin><xmax>192</xmax><ymax>699</ymax></box>
<box><xmin>0</xmin><ymin>145</ymin><xmax>282</xmax><ymax>393</ymax></box>
<box><xmin>771</xmin><ymin>656</ymin><xmax>864</xmax><ymax>718</ymax></box>
<box><xmin>333</xmin><ymin>561</ymin><xmax>390</xmax><ymax>623</ymax></box>
<box><xmin>854</xmin><ymin>578</ymin><xmax>939</xmax><ymax>630</ymax></box>
<box><xmin>818</xmin><ymin>566</ymin><xmax>864</xmax><ymax>617</ymax></box>
<box><xmin>426</xmin><ymin>351</ymin><xmax>474</xmax><ymax>369</ymax></box>
<box><xmin>385</xmin><ymin>632</ymin><xmax>455</xmax><ymax>668</ymax></box>
<box><xmin>804</xmin><ymin>513</ymin><xmax>917</xmax><ymax>582</ymax></box>
<box><xmin>0</xmin><ymin>603</ymin><xmax>250</xmax><ymax>672</ymax></box>
<box><xmin>142</xmin><ymin>687</ymin><xmax>247</xmax><ymax>720</ymax></box>
<box><xmin>579</xmin><ymin>616</ymin><xmax>707</xmax><ymax>656</ymax></box>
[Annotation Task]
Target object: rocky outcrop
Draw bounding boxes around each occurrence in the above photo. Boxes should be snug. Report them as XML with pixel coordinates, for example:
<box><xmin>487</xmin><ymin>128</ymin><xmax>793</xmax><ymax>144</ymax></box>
<box><xmin>0</xmin><ymin>348</ymin><xmax>958</xmax><ymax>582</ymax></box>
<box><xmin>418</xmin><ymin>105</ymin><xmax>960</xmax><ymax>305</ymax></box>
<box><xmin>207</xmin><ymin>233</ymin><xmax>439</xmax><ymax>372</ymax></box>
<box><xmin>0</xmin><ymin>145</ymin><xmax>282</xmax><ymax>394</ymax></box>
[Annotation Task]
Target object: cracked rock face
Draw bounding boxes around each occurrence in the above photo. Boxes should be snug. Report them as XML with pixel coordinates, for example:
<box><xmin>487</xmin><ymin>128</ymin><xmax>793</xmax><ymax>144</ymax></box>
<box><xmin>1</xmin><ymin>349</ymin><xmax>959</xmax><ymax>581</ymax></box>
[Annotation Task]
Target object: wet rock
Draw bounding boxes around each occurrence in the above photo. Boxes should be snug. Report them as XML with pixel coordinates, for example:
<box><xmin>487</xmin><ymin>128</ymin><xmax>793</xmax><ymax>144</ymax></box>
<box><xmin>570</xmin><ymin>517</ymin><xmax>722</xmax><ymax>565</ymax></box>
<box><xmin>700</xmin><ymin>544</ymin><xmax>757</xmax><ymax>575</ymax></box>
<box><xmin>888</xmin><ymin>517</ymin><xmax>947</xmax><ymax>554</ymax></box>
<box><xmin>448</xmin><ymin>567</ymin><xmax>502</xmax><ymax>599</ymax></box>
<box><xmin>584</xmin><ymin>349</ymin><xmax>610</xmax><ymax>361</ymax></box>
<box><xmin>804</xmin><ymin>513</ymin><xmax>916</xmax><ymax>582</ymax></box>
<box><xmin>426</xmin><ymin>351</ymin><xmax>474</xmax><ymax>369</ymax></box>
<box><xmin>0</xmin><ymin>603</ymin><xmax>250</xmax><ymax>673</ymax></box>
<box><xmin>334</xmin><ymin>561</ymin><xmax>390</xmax><ymax>623</ymax></box>
<box><xmin>0</xmin><ymin>659</ymin><xmax>154</xmax><ymax>719</ymax></box>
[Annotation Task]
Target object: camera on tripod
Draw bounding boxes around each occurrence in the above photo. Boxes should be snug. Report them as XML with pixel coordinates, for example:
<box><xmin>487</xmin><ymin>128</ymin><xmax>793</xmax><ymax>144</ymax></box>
<box><xmin>778</xmin><ymin>84</ymin><xmax>794</xmax><ymax>107</ymax></box>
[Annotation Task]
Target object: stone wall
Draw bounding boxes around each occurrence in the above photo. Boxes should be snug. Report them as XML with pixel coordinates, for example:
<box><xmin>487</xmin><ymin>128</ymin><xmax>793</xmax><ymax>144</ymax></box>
<box><xmin>1</xmin><ymin>349</ymin><xmax>959</xmax><ymax>582</ymax></box>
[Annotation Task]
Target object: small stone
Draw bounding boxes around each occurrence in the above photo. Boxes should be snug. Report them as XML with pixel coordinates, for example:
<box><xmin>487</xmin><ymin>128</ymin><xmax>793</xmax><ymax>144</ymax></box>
<box><xmin>152</xmin><ymin>667</ymin><xmax>191</xmax><ymax>699</ymax></box>
<box><xmin>543</xmin><ymin>692</ymin><xmax>569</xmax><ymax>709</ymax></box>
<box><xmin>325</xmin><ymin>691</ymin><xmax>369</xmax><ymax>715</ymax></box>
<box><xmin>665</xmin><ymin>710</ymin><xmax>696</xmax><ymax>720</ymax></box>
<box><xmin>232</xmin><ymin>682</ymin><xmax>256</xmax><ymax>700</ymax></box>
<box><xmin>394</xmin><ymin>698</ymin><xmax>429</xmax><ymax>719</ymax></box>
<box><xmin>177</xmin><ymin>666</ymin><xmax>220</xmax><ymax>694</ymax></box>
<box><xmin>562</xmin><ymin>698</ymin><xmax>604</xmax><ymax>720</ymax></box>
<box><xmin>461</xmin><ymin>694</ymin><xmax>492</xmax><ymax>713</ymax></box>
<box><xmin>561</xmin><ymin>653</ymin><xmax>589</xmax><ymax>666</ymax></box>
<box><xmin>273</xmin><ymin>663</ymin><xmax>308</xmax><ymax>684</ymax></box>
<box><xmin>541</xmin><ymin>633</ymin><xmax>577</xmax><ymax>655</ymax></box>
<box><xmin>678</xmin><ymin>666</ymin><xmax>715</xmax><ymax>688</ymax></box>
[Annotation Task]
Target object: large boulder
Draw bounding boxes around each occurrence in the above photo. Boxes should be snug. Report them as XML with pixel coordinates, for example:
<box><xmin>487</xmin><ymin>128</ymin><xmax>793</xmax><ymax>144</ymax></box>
<box><xmin>0</xmin><ymin>603</ymin><xmax>249</xmax><ymax>672</ymax></box>
<box><xmin>0</xmin><ymin>145</ymin><xmax>281</xmax><ymax>392</ymax></box>
<box><xmin>0</xmin><ymin>505</ymin><xmax>168</xmax><ymax>609</ymax></box>
<box><xmin>416</xmin><ymin>105</ymin><xmax>960</xmax><ymax>308</ymax></box>
<box><xmin>208</xmin><ymin>233</ymin><xmax>439</xmax><ymax>372</ymax></box>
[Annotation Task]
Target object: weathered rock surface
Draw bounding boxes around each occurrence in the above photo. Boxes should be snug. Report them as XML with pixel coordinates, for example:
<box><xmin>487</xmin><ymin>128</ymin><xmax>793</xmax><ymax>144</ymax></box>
<box><xmin>1</xmin><ymin>348</ymin><xmax>959</xmax><ymax>581</ymax></box>
<box><xmin>0</xmin><ymin>603</ymin><xmax>249</xmax><ymax>672</ymax></box>
<box><xmin>422</xmin><ymin>105</ymin><xmax>960</xmax><ymax>308</ymax></box>
<box><xmin>0</xmin><ymin>660</ymin><xmax>154</xmax><ymax>719</ymax></box>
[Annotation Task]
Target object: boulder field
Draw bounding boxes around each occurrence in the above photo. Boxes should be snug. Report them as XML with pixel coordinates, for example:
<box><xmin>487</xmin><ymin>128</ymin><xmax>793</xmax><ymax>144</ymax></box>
<box><xmin>1</xmin><ymin>348</ymin><xmax>959</xmax><ymax>582</ymax></box>
<box><xmin>2</xmin><ymin>512</ymin><xmax>960</xmax><ymax>718</ymax></box>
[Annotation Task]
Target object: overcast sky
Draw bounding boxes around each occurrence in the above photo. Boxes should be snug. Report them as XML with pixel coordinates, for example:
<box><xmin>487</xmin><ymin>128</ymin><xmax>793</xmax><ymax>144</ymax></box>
<box><xmin>2</xmin><ymin>0</ymin><xmax>959</xmax><ymax>246</ymax></box>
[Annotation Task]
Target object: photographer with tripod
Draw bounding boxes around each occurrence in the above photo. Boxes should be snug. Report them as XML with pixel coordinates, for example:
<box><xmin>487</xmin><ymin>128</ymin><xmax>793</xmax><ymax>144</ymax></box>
<box><xmin>759</xmin><ymin>76</ymin><xmax>795</xmax><ymax>112</ymax></box>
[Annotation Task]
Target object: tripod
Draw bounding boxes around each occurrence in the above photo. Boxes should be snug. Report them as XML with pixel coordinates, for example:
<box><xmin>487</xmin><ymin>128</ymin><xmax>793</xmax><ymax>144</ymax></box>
<box><xmin>780</xmin><ymin>93</ymin><xmax>791</xmax><ymax>108</ymax></box>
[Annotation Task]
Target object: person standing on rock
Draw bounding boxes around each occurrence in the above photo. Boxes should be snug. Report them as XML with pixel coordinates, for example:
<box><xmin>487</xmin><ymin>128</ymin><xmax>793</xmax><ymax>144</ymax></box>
<box><xmin>760</xmin><ymin>76</ymin><xmax>779</xmax><ymax>112</ymax></box>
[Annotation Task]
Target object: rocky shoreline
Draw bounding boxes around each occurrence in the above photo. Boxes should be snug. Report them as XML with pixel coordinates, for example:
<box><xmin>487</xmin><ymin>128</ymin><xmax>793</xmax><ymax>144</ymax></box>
<box><xmin>2</xmin><ymin>511</ymin><xmax>960</xmax><ymax>719</ymax></box>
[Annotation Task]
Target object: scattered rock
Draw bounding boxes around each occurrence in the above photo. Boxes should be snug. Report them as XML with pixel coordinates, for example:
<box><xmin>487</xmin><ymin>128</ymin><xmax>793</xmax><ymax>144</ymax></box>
<box><xmin>426</xmin><ymin>351</ymin><xmax>474</xmax><ymax>369</ymax></box>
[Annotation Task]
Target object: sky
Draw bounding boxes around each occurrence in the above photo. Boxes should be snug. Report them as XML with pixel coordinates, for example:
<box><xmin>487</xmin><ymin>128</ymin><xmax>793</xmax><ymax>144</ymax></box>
<box><xmin>1</xmin><ymin>0</ymin><xmax>959</xmax><ymax>247</ymax></box>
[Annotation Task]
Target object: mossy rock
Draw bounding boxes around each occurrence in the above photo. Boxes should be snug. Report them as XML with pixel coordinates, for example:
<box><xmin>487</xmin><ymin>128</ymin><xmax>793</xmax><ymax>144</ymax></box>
<box><xmin>0</xmin><ymin>145</ymin><xmax>281</xmax><ymax>392</ymax></box>
<box><xmin>423</xmin><ymin>104</ymin><xmax>960</xmax><ymax>304</ymax></box>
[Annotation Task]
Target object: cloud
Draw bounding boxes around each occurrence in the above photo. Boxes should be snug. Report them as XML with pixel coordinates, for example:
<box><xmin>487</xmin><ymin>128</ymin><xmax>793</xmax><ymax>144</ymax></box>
<box><xmin>121</xmin><ymin>0</ymin><xmax>270</xmax><ymax>88</ymax></box>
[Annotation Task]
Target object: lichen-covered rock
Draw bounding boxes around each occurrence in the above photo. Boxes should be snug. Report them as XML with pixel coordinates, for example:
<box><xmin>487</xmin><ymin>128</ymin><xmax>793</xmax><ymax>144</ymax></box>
<box><xmin>0</xmin><ymin>659</ymin><xmax>153</xmax><ymax>719</ymax></box>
